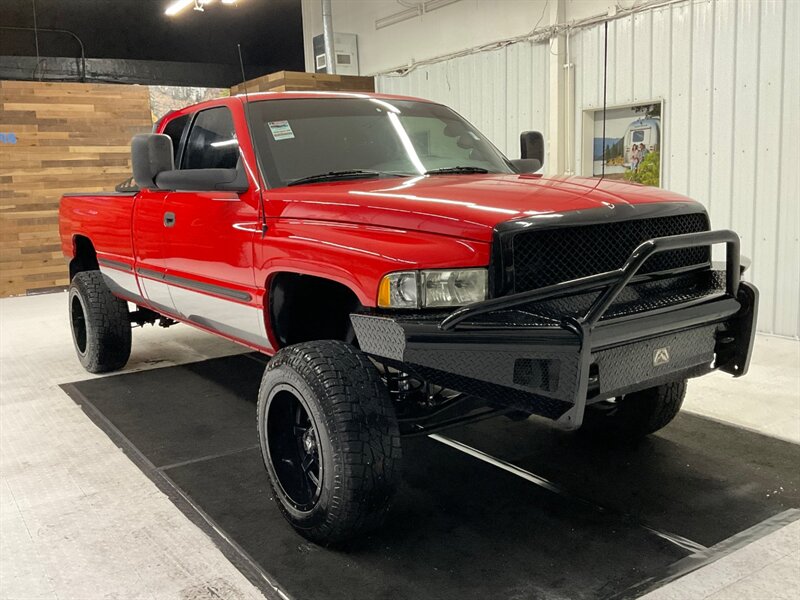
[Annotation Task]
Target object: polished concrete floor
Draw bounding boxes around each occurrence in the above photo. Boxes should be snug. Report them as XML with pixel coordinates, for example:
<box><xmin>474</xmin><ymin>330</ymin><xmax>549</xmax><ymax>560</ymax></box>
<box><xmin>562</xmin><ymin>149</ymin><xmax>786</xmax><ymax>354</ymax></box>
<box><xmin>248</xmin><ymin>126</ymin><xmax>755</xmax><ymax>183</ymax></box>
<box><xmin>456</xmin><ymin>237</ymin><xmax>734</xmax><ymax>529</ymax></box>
<box><xmin>1</xmin><ymin>291</ymin><xmax>799</xmax><ymax>599</ymax></box>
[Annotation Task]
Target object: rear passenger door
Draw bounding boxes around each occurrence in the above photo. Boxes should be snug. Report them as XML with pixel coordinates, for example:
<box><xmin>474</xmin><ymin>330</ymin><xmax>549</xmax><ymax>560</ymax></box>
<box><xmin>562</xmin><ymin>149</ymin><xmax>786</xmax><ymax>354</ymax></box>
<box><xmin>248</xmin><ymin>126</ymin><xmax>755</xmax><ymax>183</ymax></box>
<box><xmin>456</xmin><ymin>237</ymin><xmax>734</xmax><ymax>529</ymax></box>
<box><xmin>161</xmin><ymin>106</ymin><xmax>268</xmax><ymax>348</ymax></box>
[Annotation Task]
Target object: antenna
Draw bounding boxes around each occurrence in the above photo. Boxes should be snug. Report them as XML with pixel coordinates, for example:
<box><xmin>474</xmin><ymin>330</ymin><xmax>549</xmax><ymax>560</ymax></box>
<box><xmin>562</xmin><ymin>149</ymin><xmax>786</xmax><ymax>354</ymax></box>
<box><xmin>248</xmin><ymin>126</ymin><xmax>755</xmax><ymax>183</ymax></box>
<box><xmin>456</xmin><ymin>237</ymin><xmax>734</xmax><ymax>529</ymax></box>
<box><xmin>237</xmin><ymin>43</ymin><xmax>249</xmax><ymax>98</ymax></box>
<box><xmin>237</xmin><ymin>43</ymin><xmax>268</xmax><ymax>237</ymax></box>
<box><xmin>600</xmin><ymin>20</ymin><xmax>608</xmax><ymax>181</ymax></box>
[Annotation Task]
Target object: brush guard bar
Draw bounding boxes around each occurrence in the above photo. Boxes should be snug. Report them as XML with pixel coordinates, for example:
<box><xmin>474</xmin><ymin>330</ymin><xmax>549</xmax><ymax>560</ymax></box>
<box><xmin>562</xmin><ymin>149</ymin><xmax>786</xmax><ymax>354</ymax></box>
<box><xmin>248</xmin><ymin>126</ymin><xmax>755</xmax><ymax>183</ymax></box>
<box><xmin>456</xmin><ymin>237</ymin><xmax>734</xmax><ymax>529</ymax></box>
<box><xmin>352</xmin><ymin>230</ymin><xmax>758</xmax><ymax>430</ymax></box>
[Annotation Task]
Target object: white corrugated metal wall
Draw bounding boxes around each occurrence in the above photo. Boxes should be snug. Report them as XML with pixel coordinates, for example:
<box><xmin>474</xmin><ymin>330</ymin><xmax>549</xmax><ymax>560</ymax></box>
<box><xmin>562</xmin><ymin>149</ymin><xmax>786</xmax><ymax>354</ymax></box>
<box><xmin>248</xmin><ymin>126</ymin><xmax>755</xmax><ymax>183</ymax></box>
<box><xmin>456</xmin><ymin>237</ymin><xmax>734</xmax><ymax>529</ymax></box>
<box><xmin>570</xmin><ymin>0</ymin><xmax>799</xmax><ymax>338</ymax></box>
<box><xmin>377</xmin><ymin>41</ymin><xmax>550</xmax><ymax>160</ymax></box>
<box><xmin>378</xmin><ymin>0</ymin><xmax>799</xmax><ymax>338</ymax></box>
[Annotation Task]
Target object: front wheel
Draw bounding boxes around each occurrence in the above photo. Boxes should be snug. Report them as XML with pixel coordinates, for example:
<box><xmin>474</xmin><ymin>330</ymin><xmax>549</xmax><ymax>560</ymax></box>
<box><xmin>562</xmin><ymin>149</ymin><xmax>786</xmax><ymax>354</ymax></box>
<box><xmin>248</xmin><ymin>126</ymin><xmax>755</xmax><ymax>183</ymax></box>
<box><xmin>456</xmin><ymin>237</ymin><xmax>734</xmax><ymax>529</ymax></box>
<box><xmin>257</xmin><ymin>340</ymin><xmax>401</xmax><ymax>544</ymax></box>
<box><xmin>580</xmin><ymin>380</ymin><xmax>687</xmax><ymax>438</ymax></box>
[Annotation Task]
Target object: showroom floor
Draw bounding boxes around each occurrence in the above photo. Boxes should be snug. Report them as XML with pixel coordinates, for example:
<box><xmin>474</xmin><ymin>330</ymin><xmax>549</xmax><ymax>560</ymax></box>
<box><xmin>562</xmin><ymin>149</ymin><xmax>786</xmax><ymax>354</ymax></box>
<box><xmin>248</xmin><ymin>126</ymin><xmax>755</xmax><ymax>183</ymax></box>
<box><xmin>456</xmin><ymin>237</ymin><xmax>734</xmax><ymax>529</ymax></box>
<box><xmin>1</xmin><ymin>291</ymin><xmax>798</xmax><ymax>600</ymax></box>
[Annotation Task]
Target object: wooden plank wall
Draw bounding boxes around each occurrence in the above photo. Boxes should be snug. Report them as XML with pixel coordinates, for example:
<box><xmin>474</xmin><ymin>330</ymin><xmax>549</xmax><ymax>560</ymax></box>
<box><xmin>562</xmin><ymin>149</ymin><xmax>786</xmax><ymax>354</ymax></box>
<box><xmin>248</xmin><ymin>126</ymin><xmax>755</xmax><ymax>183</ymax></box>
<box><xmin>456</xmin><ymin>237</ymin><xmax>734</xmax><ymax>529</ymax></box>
<box><xmin>0</xmin><ymin>73</ymin><xmax>372</xmax><ymax>297</ymax></box>
<box><xmin>231</xmin><ymin>70</ymin><xmax>374</xmax><ymax>94</ymax></box>
<box><xmin>0</xmin><ymin>81</ymin><xmax>152</xmax><ymax>297</ymax></box>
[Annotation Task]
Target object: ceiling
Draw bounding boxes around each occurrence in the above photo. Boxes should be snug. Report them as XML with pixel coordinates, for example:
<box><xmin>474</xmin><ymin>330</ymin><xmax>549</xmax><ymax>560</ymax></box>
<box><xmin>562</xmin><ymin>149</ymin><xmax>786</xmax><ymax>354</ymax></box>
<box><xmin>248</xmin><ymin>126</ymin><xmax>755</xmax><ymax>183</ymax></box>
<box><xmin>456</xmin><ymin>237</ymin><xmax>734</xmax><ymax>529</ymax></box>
<box><xmin>0</xmin><ymin>0</ymin><xmax>304</xmax><ymax>72</ymax></box>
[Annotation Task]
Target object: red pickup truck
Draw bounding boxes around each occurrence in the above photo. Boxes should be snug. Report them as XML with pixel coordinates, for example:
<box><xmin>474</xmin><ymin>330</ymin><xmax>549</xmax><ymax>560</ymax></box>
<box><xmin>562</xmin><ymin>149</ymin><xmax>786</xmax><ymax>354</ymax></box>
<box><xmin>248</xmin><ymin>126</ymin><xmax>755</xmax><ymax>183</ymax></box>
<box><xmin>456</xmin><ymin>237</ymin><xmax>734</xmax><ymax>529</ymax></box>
<box><xmin>59</xmin><ymin>92</ymin><xmax>758</xmax><ymax>544</ymax></box>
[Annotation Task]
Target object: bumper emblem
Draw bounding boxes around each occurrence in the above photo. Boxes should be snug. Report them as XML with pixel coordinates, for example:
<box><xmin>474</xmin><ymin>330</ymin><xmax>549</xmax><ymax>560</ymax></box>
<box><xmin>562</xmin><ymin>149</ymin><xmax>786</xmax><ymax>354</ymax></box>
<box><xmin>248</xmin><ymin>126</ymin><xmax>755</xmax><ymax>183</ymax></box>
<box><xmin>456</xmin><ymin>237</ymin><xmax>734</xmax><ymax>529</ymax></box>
<box><xmin>653</xmin><ymin>347</ymin><xmax>671</xmax><ymax>366</ymax></box>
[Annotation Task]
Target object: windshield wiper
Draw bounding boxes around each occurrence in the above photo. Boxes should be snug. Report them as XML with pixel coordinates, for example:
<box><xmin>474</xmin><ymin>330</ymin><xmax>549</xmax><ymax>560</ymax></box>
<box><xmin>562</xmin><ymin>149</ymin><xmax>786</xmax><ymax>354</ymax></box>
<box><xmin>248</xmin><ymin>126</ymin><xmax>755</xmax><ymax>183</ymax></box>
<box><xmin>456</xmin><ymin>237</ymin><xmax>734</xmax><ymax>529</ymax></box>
<box><xmin>287</xmin><ymin>170</ymin><xmax>405</xmax><ymax>187</ymax></box>
<box><xmin>424</xmin><ymin>166</ymin><xmax>490</xmax><ymax>175</ymax></box>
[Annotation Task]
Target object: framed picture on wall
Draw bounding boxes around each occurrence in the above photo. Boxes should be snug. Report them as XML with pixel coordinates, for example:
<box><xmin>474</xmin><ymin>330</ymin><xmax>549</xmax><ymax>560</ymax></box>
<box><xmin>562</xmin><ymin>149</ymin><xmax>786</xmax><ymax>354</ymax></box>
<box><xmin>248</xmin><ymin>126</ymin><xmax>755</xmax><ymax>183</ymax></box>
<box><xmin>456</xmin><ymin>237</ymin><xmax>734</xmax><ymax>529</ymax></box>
<box><xmin>588</xmin><ymin>101</ymin><xmax>663</xmax><ymax>187</ymax></box>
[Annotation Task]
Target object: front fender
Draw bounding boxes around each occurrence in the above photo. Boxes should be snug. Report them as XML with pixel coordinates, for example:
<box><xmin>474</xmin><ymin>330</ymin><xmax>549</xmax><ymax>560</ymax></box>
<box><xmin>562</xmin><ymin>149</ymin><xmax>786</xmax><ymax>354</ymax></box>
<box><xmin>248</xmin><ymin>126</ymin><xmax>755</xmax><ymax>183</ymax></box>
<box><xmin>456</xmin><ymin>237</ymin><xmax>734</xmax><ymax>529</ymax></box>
<box><xmin>255</xmin><ymin>220</ymin><xmax>491</xmax><ymax>307</ymax></box>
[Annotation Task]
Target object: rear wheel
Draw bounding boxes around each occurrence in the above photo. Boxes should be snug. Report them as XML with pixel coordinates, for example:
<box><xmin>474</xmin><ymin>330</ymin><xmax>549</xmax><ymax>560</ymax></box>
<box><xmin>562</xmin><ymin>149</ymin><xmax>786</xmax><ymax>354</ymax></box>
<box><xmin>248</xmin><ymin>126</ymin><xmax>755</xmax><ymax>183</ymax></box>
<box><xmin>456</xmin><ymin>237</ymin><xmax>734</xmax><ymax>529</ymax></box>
<box><xmin>257</xmin><ymin>340</ymin><xmax>401</xmax><ymax>544</ymax></box>
<box><xmin>580</xmin><ymin>380</ymin><xmax>687</xmax><ymax>438</ymax></box>
<box><xmin>68</xmin><ymin>270</ymin><xmax>131</xmax><ymax>373</ymax></box>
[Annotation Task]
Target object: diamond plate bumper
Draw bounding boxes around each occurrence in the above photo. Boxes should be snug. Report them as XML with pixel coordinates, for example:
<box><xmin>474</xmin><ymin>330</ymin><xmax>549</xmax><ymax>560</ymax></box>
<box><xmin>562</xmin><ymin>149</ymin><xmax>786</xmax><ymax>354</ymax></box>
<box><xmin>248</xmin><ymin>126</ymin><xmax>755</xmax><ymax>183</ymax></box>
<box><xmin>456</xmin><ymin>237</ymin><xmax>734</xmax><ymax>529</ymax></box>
<box><xmin>352</xmin><ymin>230</ymin><xmax>759</xmax><ymax>430</ymax></box>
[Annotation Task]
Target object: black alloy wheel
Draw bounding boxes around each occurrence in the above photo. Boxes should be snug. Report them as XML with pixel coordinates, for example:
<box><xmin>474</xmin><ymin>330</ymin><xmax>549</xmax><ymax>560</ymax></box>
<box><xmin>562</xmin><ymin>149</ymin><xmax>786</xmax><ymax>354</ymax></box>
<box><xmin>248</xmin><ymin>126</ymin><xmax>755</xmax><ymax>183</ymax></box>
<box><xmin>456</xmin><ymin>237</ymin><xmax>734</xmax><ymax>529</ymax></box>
<box><xmin>68</xmin><ymin>270</ymin><xmax>131</xmax><ymax>373</ymax></box>
<box><xmin>265</xmin><ymin>384</ymin><xmax>323</xmax><ymax>511</ymax></box>
<box><xmin>257</xmin><ymin>340</ymin><xmax>401</xmax><ymax>544</ymax></box>
<box><xmin>71</xmin><ymin>294</ymin><xmax>88</xmax><ymax>355</ymax></box>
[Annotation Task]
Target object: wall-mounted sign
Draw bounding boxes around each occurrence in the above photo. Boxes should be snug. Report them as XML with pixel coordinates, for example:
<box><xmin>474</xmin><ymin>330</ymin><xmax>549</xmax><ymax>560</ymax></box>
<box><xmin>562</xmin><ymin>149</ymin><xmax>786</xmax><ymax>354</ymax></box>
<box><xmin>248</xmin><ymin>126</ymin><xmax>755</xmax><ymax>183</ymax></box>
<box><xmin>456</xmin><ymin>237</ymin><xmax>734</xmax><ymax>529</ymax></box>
<box><xmin>590</xmin><ymin>102</ymin><xmax>663</xmax><ymax>187</ymax></box>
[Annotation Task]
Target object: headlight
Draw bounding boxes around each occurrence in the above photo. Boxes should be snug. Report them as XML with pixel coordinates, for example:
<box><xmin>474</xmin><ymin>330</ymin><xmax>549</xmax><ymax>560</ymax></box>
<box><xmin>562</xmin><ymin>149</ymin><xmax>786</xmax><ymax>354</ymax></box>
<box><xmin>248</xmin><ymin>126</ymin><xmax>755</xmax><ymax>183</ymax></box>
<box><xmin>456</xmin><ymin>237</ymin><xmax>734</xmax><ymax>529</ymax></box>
<box><xmin>378</xmin><ymin>271</ymin><xmax>419</xmax><ymax>308</ymax></box>
<box><xmin>422</xmin><ymin>269</ymin><xmax>488</xmax><ymax>307</ymax></box>
<box><xmin>378</xmin><ymin>268</ymin><xmax>487</xmax><ymax>309</ymax></box>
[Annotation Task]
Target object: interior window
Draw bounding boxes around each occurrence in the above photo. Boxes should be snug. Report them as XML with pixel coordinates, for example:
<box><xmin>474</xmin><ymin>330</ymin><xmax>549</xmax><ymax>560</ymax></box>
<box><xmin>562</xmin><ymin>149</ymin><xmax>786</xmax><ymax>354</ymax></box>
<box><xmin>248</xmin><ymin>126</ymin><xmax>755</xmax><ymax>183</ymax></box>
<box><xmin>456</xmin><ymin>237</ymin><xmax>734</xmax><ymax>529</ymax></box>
<box><xmin>182</xmin><ymin>107</ymin><xmax>239</xmax><ymax>170</ymax></box>
<box><xmin>161</xmin><ymin>114</ymin><xmax>189</xmax><ymax>162</ymax></box>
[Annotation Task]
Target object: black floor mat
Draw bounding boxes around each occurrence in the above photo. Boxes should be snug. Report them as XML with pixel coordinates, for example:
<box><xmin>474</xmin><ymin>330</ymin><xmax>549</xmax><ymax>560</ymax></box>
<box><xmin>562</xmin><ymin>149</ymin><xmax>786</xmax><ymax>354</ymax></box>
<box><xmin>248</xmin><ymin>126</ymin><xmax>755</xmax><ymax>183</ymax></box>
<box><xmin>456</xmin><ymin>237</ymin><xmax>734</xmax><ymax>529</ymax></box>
<box><xmin>62</xmin><ymin>354</ymin><xmax>800</xmax><ymax>600</ymax></box>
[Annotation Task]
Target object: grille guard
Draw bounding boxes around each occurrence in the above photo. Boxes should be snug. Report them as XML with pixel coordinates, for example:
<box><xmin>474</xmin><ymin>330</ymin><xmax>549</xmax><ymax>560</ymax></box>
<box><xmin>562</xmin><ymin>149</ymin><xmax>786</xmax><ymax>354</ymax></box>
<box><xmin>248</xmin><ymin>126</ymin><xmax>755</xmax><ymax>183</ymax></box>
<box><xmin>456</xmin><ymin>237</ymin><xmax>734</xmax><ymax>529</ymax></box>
<box><xmin>352</xmin><ymin>230</ymin><xmax>759</xmax><ymax>431</ymax></box>
<box><xmin>442</xmin><ymin>229</ymin><xmax>741</xmax><ymax>331</ymax></box>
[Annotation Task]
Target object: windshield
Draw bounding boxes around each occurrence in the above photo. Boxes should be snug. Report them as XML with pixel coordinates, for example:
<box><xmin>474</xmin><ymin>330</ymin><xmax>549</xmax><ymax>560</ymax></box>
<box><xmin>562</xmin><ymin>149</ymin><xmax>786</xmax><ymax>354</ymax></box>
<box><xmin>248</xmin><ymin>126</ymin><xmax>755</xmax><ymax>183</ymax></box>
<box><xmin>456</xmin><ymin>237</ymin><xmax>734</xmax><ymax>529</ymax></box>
<box><xmin>247</xmin><ymin>98</ymin><xmax>514</xmax><ymax>188</ymax></box>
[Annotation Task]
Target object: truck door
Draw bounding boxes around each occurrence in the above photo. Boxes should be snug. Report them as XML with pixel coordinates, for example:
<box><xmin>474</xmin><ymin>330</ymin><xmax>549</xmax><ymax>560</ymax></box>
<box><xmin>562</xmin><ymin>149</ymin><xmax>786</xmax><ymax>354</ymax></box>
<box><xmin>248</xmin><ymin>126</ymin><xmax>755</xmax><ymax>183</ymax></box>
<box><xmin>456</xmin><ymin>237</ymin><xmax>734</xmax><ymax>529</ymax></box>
<box><xmin>132</xmin><ymin>189</ymin><xmax>174</xmax><ymax>314</ymax></box>
<box><xmin>131</xmin><ymin>113</ymin><xmax>191</xmax><ymax>315</ymax></box>
<box><xmin>161</xmin><ymin>105</ymin><xmax>268</xmax><ymax>349</ymax></box>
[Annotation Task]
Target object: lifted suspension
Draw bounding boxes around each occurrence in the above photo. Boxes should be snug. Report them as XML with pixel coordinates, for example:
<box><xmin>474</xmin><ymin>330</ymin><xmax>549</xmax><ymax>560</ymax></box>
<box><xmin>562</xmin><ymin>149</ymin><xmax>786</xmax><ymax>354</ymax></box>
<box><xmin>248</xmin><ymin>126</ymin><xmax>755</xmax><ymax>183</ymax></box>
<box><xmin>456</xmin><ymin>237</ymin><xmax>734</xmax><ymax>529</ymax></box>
<box><xmin>129</xmin><ymin>307</ymin><xmax>177</xmax><ymax>328</ymax></box>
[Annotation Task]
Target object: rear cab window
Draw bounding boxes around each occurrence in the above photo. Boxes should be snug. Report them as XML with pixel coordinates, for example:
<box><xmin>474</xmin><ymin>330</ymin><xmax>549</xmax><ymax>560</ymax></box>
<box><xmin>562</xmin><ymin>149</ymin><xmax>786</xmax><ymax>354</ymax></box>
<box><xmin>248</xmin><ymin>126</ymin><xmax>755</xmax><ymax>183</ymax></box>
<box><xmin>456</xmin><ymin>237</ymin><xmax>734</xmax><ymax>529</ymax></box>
<box><xmin>161</xmin><ymin>114</ymin><xmax>190</xmax><ymax>163</ymax></box>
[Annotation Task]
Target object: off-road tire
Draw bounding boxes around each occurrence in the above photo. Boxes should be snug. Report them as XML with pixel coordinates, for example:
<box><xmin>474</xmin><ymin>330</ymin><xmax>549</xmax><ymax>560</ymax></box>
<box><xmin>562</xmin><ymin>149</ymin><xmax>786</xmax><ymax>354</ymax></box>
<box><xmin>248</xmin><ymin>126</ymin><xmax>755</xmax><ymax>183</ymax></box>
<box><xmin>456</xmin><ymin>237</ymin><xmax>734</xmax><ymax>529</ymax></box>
<box><xmin>68</xmin><ymin>270</ymin><xmax>131</xmax><ymax>373</ymax></box>
<box><xmin>580</xmin><ymin>380</ymin><xmax>687</xmax><ymax>438</ymax></box>
<box><xmin>257</xmin><ymin>340</ymin><xmax>401</xmax><ymax>545</ymax></box>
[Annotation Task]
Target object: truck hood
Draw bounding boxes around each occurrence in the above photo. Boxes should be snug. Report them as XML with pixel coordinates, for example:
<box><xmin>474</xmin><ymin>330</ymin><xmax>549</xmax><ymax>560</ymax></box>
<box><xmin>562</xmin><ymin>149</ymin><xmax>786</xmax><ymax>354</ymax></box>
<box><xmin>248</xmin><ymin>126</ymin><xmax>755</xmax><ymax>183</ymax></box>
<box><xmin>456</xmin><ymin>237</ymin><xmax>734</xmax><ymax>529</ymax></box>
<box><xmin>266</xmin><ymin>174</ymin><xmax>703</xmax><ymax>242</ymax></box>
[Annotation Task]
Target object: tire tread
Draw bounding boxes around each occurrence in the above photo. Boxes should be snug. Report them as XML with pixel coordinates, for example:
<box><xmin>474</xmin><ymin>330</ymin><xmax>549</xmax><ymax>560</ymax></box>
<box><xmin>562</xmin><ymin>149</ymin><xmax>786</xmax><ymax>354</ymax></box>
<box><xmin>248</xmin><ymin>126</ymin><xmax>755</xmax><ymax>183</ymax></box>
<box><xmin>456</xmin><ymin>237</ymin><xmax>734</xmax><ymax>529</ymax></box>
<box><xmin>257</xmin><ymin>340</ymin><xmax>400</xmax><ymax>544</ymax></box>
<box><xmin>70</xmin><ymin>271</ymin><xmax>131</xmax><ymax>373</ymax></box>
<box><xmin>581</xmin><ymin>380</ymin><xmax>686</xmax><ymax>438</ymax></box>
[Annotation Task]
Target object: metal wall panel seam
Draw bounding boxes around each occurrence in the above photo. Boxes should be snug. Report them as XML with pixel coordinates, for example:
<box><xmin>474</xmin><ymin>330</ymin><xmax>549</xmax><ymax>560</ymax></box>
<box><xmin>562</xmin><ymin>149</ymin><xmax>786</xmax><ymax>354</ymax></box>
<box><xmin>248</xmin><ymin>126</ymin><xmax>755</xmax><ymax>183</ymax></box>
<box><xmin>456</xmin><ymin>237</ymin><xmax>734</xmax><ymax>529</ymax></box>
<box><xmin>749</xmin><ymin>2</ymin><xmax>762</xmax><ymax>295</ymax></box>
<box><xmin>685</xmin><ymin>0</ymin><xmax>694</xmax><ymax>199</ymax></box>
<box><xmin>775</xmin><ymin>0</ymin><xmax>800</xmax><ymax>337</ymax></box>
<box><xmin>771</xmin><ymin>0</ymin><xmax>787</xmax><ymax>334</ymax></box>
<box><xmin>705</xmin><ymin>0</ymin><xmax>717</xmax><ymax>221</ymax></box>
<box><xmin>754</xmin><ymin>0</ymin><xmax>785</xmax><ymax>334</ymax></box>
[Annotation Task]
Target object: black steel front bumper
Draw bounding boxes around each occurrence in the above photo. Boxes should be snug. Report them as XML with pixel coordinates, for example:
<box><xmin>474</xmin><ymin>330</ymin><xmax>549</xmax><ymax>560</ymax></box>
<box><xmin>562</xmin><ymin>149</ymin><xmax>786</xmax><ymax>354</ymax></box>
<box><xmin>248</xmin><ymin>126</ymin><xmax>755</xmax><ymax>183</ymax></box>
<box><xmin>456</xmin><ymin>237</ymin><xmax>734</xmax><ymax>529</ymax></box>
<box><xmin>352</xmin><ymin>230</ymin><xmax>758</xmax><ymax>430</ymax></box>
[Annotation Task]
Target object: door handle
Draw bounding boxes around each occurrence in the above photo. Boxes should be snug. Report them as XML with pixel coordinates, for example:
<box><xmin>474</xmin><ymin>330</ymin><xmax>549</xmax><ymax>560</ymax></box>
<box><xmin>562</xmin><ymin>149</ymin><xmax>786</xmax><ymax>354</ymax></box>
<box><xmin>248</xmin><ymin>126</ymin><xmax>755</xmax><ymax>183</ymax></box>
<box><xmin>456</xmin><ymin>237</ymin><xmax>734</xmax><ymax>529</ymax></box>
<box><xmin>163</xmin><ymin>212</ymin><xmax>175</xmax><ymax>227</ymax></box>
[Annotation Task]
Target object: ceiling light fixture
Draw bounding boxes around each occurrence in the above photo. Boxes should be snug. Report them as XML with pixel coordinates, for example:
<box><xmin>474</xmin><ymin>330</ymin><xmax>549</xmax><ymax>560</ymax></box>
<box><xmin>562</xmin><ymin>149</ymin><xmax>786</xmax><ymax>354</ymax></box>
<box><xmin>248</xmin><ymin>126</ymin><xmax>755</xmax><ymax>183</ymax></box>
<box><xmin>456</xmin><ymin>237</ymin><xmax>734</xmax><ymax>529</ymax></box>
<box><xmin>165</xmin><ymin>0</ymin><xmax>194</xmax><ymax>16</ymax></box>
<box><xmin>166</xmin><ymin>0</ymin><xmax>237</xmax><ymax>17</ymax></box>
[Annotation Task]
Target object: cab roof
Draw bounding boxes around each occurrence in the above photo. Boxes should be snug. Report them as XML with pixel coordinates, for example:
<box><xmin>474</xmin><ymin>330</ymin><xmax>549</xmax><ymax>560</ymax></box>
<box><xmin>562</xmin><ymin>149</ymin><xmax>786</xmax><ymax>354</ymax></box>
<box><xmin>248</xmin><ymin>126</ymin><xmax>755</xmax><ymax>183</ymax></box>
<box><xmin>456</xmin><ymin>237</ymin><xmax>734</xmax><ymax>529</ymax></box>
<box><xmin>180</xmin><ymin>90</ymin><xmax>433</xmax><ymax>115</ymax></box>
<box><xmin>236</xmin><ymin>90</ymin><xmax>430</xmax><ymax>103</ymax></box>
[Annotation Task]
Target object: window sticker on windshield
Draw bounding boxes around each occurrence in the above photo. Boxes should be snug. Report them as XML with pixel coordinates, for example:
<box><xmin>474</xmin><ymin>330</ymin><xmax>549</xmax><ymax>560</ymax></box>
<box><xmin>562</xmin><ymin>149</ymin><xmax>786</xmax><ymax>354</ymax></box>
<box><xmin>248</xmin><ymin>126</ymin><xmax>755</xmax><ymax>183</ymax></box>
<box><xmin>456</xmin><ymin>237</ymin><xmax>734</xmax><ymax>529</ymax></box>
<box><xmin>268</xmin><ymin>120</ymin><xmax>295</xmax><ymax>141</ymax></box>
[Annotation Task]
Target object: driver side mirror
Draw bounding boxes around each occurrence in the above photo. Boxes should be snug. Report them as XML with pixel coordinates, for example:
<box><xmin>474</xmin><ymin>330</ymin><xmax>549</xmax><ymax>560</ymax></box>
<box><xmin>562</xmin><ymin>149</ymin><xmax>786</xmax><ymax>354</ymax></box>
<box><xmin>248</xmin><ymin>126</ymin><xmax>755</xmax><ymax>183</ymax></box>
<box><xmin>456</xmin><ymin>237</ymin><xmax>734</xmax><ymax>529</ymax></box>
<box><xmin>131</xmin><ymin>133</ymin><xmax>248</xmax><ymax>193</ymax></box>
<box><xmin>131</xmin><ymin>134</ymin><xmax>173</xmax><ymax>190</ymax></box>
<box><xmin>511</xmin><ymin>131</ymin><xmax>545</xmax><ymax>173</ymax></box>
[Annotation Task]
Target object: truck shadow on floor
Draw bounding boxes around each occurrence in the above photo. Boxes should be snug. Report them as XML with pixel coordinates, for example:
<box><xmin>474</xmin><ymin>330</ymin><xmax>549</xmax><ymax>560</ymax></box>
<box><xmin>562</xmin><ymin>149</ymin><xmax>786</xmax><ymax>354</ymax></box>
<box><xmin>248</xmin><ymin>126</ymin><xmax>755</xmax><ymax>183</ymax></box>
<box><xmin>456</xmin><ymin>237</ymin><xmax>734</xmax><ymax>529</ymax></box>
<box><xmin>62</xmin><ymin>353</ymin><xmax>800</xmax><ymax>600</ymax></box>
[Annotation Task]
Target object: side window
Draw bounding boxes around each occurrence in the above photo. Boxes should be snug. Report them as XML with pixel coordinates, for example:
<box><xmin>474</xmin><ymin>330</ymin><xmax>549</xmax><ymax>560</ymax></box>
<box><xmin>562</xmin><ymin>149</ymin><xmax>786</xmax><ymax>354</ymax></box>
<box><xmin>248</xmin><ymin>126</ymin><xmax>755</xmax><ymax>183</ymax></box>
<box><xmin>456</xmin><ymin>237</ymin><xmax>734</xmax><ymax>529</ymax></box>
<box><xmin>182</xmin><ymin>107</ymin><xmax>239</xmax><ymax>170</ymax></box>
<box><xmin>161</xmin><ymin>114</ymin><xmax>189</xmax><ymax>163</ymax></box>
